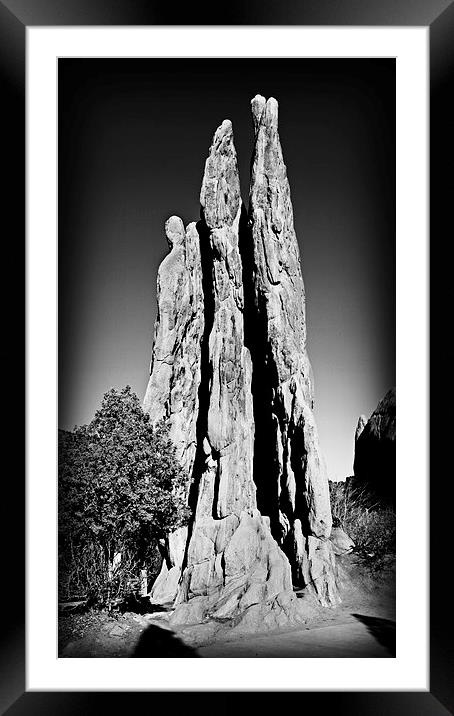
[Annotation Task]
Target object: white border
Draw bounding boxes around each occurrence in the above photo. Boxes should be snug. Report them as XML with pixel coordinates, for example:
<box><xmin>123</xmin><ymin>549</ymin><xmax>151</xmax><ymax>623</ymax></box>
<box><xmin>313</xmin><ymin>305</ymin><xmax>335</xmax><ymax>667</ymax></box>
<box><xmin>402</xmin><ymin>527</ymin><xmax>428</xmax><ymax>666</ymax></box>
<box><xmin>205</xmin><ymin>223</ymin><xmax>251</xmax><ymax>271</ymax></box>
<box><xmin>27</xmin><ymin>27</ymin><xmax>429</xmax><ymax>691</ymax></box>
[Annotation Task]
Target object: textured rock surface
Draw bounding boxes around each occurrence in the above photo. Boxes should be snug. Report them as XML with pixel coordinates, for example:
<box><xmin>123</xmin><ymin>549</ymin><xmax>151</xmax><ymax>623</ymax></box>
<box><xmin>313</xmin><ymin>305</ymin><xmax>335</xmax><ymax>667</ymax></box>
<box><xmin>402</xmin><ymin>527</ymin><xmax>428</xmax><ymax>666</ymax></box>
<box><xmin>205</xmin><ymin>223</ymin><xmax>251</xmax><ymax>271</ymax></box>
<box><xmin>143</xmin><ymin>217</ymin><xmax>204</xmax><ymax>604</ymax></box>
<box><xmin>248</xmin><ymin>95</ymin><xmax>338</xmax><ymax>605</ymax></box>
<box><xmin>145</xmin><ymin>98</ymin><xmax>340</xmax><ymax>626</ymax></box>
<box><xmin>169</xmin><ymin>120</ymin><xmax>303</xmax><ymax>626</ymax></box>
<box><xmin>143</xmin><ymin>216</ymin><xmax>204</xmax><ymax>476</ymax></box>
<box><xmin>149</xmin><ymin>526</ymin><xmax>188</xmax><ymax>605</ymax></box>
<box><xmin>353</xmin><ymin>388</ymin><xmax>396</xmax><ymax>505</ymax></box>
<box><xmin>330</xmin><ymin>527</ymin><xmax>355</xmax><ymax>556</ymax></box>
<box><xmin>197</xmin><ymin>120</ymin><xmax>255</xmax><ymax>521</ymax></box>
<box><xmin>171</xmin><ymin>509</ymin><xmax>306</xmax><ymax>629</ymax></box>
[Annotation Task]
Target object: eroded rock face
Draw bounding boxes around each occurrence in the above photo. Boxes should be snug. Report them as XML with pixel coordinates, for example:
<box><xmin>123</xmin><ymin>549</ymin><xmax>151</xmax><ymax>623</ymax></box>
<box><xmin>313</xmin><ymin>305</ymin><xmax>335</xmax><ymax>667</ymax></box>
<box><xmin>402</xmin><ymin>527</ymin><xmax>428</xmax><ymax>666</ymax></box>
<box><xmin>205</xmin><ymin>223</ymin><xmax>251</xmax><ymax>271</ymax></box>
<box><xmin>171</xmin><ymin>508</ymin><xmax>305</xmax><ymax>628</ymax></box>
<box><xmin>143</xmin><ymin>216</ymin><xmax>204</xmax><ymax>476</ymax></box>
<box><xmin>248</xmin><ymin>95</ymin><xmax>338</xmax><ymax>604</ymax></box>
<box><xmin>146</xmin><ymin>98</ymin><xmax>340</xmax><ymax>626</ymax></box>
<box><xmin>149</xmin><ymin>526</ymin><xmax>188</xmax><ymax>605</ymax></box>
<box><xmin>197</xmin><ymin>120</ymin><xmax>255</xmax><ymax>521</ymax></box>
<box><xmin>353</xmin><ymin>388</ymin><xmax>396</xmax><ymax>505</ymax></box>
<box><xmin>169</xmin><ymin>120</ymin><xmax>302</xmax><ymax>627</ymax></box>
<box><xmin>143</xmin><ymin>217</ymin><xmax>204</xmax><ymax>605</ymax></box>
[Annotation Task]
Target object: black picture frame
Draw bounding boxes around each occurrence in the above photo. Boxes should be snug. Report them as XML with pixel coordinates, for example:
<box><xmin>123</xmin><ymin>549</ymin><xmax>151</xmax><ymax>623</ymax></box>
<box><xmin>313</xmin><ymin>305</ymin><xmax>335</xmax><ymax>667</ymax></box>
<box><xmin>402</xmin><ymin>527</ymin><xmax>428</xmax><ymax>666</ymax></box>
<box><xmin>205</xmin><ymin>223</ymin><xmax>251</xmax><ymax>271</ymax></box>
<box><xmin>2</xmin><ymin>0</ymin><xmax>450</xmax><ymax>713</ymax></box>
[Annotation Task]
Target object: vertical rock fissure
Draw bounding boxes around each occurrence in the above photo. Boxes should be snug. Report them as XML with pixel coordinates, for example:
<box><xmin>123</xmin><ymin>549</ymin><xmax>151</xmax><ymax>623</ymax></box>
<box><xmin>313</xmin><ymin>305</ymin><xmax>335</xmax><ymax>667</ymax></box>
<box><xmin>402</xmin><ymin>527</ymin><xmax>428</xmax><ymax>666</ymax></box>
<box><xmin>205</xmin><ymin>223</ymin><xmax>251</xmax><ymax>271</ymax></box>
<box><xmin>187</xmin><ymin>218</ymin><xmax>215</xmax><ymax>517</ymax></box>
<box><xmin>211</xmin><ymin>447</ymin><xmax>222</xmax><ymax>521</ymax></box>
<box><xmin>180</xmin><ymin>218</ymin><xmax>215</xmax><ymax>576</ymax></box>
<box><xmin>238</xmin><ymin>209</ymin><xmax>282</xmax><ymax>540</ymax></box>
<box><xmin>290</xmin><ymin>425</ymin><xmax>311</xmax><ymax>536</ymax></box>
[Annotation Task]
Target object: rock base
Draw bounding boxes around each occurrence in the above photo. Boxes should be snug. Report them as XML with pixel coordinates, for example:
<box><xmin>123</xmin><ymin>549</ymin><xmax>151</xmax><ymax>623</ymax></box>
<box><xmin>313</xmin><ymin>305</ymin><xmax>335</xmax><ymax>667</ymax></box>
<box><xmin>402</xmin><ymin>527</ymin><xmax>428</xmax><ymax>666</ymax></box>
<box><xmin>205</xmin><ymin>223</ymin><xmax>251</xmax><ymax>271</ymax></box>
<box><xmin>164</xmin><ymin>509</ymin><xmax>334</xmax><ymax>630</ymax></box>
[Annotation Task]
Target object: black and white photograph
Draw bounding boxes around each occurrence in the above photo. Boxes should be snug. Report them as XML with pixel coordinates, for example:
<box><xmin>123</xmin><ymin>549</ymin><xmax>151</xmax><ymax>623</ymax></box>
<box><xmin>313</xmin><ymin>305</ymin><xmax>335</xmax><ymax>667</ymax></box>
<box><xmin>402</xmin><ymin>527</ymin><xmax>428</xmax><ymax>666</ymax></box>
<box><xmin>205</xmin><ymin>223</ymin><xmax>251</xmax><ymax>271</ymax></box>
<box><xmin>1</xmin><ymin>0</ymin><xmax>448</xmax><ymax>705</ymax></box>
<box><xmin>57</xmin><ymin>58</ymin><xmax>396</xmax><ymax>659</ymax></box>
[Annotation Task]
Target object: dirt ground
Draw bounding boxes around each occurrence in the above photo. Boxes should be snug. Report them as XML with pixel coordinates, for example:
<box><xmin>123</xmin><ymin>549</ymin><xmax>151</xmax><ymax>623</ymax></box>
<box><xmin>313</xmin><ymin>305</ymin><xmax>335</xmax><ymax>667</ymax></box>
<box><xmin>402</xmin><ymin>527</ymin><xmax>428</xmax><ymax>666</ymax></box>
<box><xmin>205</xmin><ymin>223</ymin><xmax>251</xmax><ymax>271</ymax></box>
<box><xmin>59</xmin><ymin>552</ymin><xmax>396</xmax><ymax>658</ymax></box>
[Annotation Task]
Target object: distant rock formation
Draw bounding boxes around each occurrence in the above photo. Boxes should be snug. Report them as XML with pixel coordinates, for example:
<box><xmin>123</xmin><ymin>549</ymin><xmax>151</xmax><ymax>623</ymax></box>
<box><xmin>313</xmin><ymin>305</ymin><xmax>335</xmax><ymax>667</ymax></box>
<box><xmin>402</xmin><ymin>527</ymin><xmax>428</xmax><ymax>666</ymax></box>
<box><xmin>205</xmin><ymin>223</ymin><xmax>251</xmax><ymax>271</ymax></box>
<box><xmin>353</xmin><ymin>388</ymin><xmax>396</xmax><ymax>505</ymax></box>
<box><xmin>144</xmin><ymin>96</ymin><xmax>340</xmax><ymax>629</ymax></box>
<box><xmin>355</xmin><ymin>415</ymin><xmax>367</xmax><ymax>443</ymax></box>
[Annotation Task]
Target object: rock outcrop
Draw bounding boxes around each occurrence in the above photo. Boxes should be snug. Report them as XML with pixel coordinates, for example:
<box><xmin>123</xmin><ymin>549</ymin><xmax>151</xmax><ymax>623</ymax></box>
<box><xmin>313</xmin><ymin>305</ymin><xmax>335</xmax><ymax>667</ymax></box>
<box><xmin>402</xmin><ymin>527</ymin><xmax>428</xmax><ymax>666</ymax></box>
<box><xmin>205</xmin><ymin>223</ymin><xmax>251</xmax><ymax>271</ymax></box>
<box><xmin>353</xmin><ymin>388</ymin><xmax>396</xmax><ymax>505</ymax></box>
<box><xmin>144</xmin><ymin>97</ymin><xmax>340</xmax><ymax>628</ymax></box>
<box><xmin>330</xmin><ymin>526</ymin><xmax>355</xmax><ymax>556</ymax></box>
<box><xmin>247</xmin><ymin>95</ymin><xmax>338</xmax><ymax>605</ymax></box>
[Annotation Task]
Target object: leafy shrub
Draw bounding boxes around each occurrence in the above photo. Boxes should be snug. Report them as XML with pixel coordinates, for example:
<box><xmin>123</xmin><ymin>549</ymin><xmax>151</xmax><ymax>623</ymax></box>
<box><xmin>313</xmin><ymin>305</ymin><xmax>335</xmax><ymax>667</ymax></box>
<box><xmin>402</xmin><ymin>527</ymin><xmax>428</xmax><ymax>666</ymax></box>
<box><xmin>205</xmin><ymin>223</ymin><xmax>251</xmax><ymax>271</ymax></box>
<box><xmin>58</xmin><ymin>386</ymin><xmax>190</xmax><ymax>609</ymax></box>
<box><xmin>329</xmin><ymin>478</ymin><xmax>395</xmax><ymax>570</ymax></box>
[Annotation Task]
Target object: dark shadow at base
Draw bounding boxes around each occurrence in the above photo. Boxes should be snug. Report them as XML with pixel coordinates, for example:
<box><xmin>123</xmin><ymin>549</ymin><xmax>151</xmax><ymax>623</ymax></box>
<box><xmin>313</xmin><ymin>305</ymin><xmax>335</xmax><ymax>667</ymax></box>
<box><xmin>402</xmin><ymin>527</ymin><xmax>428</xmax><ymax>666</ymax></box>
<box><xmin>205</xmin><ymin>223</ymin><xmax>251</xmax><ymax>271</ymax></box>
<box><xmin>352</xmin><ymin>613</ymin><xmax>396</xmax><ymax>656</ymax></box>
<box><xmin>132</xmin><ymin>624</ymin><xmax>200</xmax><ymax>657</ymax></box>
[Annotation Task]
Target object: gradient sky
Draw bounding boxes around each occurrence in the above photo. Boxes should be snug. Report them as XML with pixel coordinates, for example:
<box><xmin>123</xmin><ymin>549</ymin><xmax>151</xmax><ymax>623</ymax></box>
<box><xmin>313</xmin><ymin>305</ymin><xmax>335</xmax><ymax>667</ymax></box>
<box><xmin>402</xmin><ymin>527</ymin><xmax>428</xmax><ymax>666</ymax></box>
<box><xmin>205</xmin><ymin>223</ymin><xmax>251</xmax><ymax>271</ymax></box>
<box><xmin>58</xmin><ymin>59</ymin><xmax>395</xmax><ymax>481</ymax></box>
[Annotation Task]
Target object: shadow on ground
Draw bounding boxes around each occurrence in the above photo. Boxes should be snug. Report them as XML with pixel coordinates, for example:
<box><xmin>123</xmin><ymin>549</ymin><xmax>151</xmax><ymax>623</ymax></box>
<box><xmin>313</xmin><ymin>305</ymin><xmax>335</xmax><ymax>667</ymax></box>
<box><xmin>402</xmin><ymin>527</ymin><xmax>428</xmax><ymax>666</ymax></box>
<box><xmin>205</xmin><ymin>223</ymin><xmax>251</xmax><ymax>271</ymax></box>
<box><xmin>132</xmin><ymin>624</ymin><xmax>199</xmax><ymax>657</ymax></box>
<box><xmin>352</xmin><ymin>613</ymin><xmax>396</xmax><ymax>656</ymax></box>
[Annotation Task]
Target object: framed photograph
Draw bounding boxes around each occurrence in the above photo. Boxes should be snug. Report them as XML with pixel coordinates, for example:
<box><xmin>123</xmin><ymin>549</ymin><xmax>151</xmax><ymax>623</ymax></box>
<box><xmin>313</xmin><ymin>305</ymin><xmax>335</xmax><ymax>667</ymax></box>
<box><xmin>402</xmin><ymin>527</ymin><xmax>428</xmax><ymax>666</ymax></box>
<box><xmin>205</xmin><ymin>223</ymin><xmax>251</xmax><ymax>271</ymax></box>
<box><xmin>29</xmin><ymin>22</ymin><xmax>426</xmax><ymax>690</ymax></box>
<box><xmin>1</xmin><ymin>0</ymin><xmax>449</xmax><ymax>712</ymax></box>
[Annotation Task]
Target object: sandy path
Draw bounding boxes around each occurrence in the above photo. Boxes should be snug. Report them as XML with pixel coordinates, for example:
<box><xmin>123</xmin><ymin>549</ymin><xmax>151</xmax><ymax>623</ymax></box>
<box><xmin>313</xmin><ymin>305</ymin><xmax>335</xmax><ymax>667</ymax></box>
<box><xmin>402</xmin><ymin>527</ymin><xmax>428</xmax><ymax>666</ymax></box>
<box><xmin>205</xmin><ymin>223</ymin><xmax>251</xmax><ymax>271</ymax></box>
<box><xmin>61</xmin><ymin>611</ymin><xmax>395</xmax><ymax>658</ymax></box>
<box><xmin>196</xmin><ymin>616</ymin><xmax>395</xmax><ymax>658</ymax></box>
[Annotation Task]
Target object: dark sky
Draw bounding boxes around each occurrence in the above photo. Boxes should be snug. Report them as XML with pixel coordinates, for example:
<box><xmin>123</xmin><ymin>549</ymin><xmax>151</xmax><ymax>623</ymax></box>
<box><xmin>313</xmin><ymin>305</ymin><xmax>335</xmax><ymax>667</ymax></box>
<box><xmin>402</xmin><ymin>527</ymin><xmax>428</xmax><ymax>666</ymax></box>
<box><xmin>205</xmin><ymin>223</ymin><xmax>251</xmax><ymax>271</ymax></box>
<box><xmin>58</xmin><ymin>58</ymin><xmax>395</xmax><ymax>480</ymax></box>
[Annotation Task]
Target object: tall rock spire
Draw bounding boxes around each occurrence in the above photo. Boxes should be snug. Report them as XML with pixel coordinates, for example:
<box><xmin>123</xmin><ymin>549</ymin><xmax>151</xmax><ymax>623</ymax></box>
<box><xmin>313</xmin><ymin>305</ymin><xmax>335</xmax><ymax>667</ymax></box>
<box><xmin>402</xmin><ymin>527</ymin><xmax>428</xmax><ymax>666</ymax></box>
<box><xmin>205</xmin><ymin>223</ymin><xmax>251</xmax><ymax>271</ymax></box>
<box><xmin>248</xmin><ymin>95</ymin><xmax>338</xmax><ymax>605</ymax></box>
<box><xmin>167</xmin><ymin>119</ymin><xmax>303</xmax><ymax>628</ymax></box>
<box><xmin>143</xmin><ymin>216</ymin><xmax>204</xmax><ymax>605</ymax></box>
<box><xmin>145</xmin><ymin>98</ymin><xmax>339</xmax><ymax>628</ymax></box>
<box><xmin>196</xmin><ymin>119</ymin><xmax>255</xmax><ymax>520</ymax></box>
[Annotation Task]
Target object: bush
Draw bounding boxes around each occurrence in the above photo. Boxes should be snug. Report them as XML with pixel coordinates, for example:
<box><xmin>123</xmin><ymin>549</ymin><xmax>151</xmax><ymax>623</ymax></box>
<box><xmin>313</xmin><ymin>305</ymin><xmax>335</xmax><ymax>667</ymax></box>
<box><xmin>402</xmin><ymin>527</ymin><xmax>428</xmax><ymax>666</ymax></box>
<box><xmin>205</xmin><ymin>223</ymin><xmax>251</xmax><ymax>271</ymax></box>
<box><xmin>58</xmin><ymin>386</ymin><xmax>190</xmax><ymax>609</ymax></box>
<box><xmin>329</xmin><ymin>478</ymin><xmax>395</xmax><ymax>570</ymax></box>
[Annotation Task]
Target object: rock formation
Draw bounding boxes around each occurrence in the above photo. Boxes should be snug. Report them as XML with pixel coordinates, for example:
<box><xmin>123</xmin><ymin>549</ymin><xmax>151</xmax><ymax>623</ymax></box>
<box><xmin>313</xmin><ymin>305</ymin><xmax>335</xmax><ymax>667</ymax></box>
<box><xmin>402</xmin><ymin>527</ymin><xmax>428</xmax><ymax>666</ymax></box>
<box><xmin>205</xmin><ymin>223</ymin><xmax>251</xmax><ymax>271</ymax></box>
<box><xmin>353</xmin><ymin>388</ymin><xmax>396</xmax><ymax>505</ymax></box>
<box><xmin>195</xmin><ymin>119</ymin><xmax>255</xmax><ymax>522</ymax></box>
<box><xmin>144</xmin><ymin>97</ymin><xmax>340</xmax><ymax>628</ymax></box>
<box><xmin>142</xmin><ymin>217</ymin><xmax>204</xmax><ymax>605</ymax></box>
<box><xmin>247</xmin><ymin>95</ymin><xmax>337</xmax><ymax>605</ymax></box>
